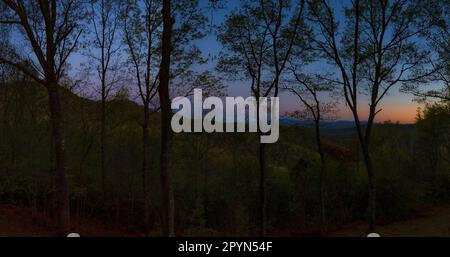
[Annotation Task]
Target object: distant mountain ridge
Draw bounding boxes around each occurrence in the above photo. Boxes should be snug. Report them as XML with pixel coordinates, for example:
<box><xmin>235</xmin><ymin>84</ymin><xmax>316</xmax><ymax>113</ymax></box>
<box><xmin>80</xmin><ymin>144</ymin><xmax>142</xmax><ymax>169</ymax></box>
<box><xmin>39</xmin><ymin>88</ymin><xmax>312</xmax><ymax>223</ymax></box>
<box><xmin>280</xmin><ymin>118</ymin><xmax>368</xmax><ymax>129</ymax></box>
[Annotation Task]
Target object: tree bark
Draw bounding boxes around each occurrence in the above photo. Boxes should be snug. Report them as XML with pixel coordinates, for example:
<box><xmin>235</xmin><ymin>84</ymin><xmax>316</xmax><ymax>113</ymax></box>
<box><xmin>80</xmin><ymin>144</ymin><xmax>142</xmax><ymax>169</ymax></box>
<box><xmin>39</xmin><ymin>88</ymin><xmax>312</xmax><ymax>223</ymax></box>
<box><xmin>101</xmin><ymin>89</ymin><xmax>107</xmax><ymax>210</ymax></box>
<box><xmin>159</xmin><ymin>0</ymin><xmax>174</xmax><ymax>237</ymax></box>
<box><xmin>47</xmin><ymin>83</ymin><xmax>70</xmax><ymax>236</ymax></box>
<box><xmin>258</xmin><ymin>141</ymin><xmax>266</xmax><ymax>236</ymax></box>
<box><xmin>314</xmin><ymin>120</ymin><xmax>326</xmax><ymax>234</ymax></box>
<box><xmin>361</xmin><ymin>141</ymin><xmax>376</xmax><ymax>233</ymax></box>
<box><xmin>354</xmin><ymin>117</ymin><xmax>376</xmax><ymax>233</ymax></box>
<box><xmin>142</xmin><ymin>104</ymin><xmax>151</xmax><ymax>233</ymax></box>
<box><xmin>256</xmin><ymin>97</ymin><xmax>266</xmax><ymax>237</ymax></box>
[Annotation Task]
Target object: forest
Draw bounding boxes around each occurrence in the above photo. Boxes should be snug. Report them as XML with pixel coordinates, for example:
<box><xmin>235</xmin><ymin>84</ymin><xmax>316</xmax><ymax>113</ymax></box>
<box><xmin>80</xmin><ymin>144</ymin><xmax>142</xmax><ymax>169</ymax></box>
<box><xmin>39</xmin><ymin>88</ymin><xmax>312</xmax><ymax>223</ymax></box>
<box><xmin>0</xmin><ymin>0</ymin><xmax>449</xmax><ymax>237</ymax></box>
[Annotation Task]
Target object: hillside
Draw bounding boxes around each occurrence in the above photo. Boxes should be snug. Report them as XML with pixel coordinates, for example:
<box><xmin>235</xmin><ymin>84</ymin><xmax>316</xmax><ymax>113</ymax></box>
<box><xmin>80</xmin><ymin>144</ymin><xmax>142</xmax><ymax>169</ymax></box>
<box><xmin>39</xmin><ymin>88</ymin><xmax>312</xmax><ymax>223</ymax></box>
<box><xmin>0</xmin><ymin>80</ymin><xmax>449</xmax><ymax>236</ymax></box>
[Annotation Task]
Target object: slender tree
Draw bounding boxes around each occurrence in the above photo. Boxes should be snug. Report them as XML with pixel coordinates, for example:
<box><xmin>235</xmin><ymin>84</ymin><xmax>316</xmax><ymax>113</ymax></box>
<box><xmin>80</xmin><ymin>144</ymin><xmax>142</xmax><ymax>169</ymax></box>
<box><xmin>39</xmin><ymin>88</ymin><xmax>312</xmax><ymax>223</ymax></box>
<box><xmin>121</xmin><ymin>0</ymin><xmax>213</xmax><ymax>234</ymax></box>
<box><xmin>218</xmin><ymin>0</ymin><xmax>306</xmax><ymax>236</ymax></box>
<box><xmin>88</xmin><ymin>0</ymin><xmax>122</xmax><ymax>212</ymax></box>
<box><xmin>307</xmin><ymin>0</ymin><xmax>432</xmax><ymax>232</ymax></box>
<box><xmin>0</xmin><ymin>0</ymin><xmax>86</xmax><ymax>235</ymax></box>
<box><xmin>122</xmin><ymin>0</ymin><xmax>162</xmax><ymax>232</ymax></box>
<box><xmin>159</xmin><ymin>0</ymin><xmax>174</xmax><ymax>237</ymax></box>
<box><xmin>284</xmin><ymin>72</ymin><xmax>337</xmax><ymax>234</ymax></box>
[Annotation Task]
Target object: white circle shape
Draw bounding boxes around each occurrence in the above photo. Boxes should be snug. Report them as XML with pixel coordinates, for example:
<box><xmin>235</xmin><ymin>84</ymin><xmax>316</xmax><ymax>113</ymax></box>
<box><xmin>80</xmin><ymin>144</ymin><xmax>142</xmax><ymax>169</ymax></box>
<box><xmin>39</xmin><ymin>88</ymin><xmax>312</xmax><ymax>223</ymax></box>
<box><xmin>67</xmin><ymin>233</ymin><xmax>81</xmax><ymax>237</ymax></box>
<box><xmin>367</xmin><ymin>233</ymin><xmax>381</xmax><ymax>237</ymax></box>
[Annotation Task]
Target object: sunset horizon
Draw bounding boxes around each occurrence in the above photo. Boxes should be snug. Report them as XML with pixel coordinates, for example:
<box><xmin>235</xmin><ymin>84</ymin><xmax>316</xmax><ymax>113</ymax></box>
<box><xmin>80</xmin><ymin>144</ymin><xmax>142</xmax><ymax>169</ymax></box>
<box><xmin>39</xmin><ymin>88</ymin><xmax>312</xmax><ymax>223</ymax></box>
<box><xmin>0</xmin><ymin>0</ymin><xmax>448</xmax><ymax>247</ymax></box>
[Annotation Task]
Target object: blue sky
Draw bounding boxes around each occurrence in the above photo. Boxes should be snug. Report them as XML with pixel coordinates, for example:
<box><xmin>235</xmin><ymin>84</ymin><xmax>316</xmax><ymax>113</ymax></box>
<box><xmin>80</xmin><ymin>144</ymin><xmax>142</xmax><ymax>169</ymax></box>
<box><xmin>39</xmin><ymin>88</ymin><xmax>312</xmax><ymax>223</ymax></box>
<box><xmin>68</xmin><ymin>0</ymin><xmax>425</xmax><ymax>123</ymax></box>
<box><xmin>194</xmin><ymin>0</ymin><xmax>424</xmax><ymax>123</ymax></box>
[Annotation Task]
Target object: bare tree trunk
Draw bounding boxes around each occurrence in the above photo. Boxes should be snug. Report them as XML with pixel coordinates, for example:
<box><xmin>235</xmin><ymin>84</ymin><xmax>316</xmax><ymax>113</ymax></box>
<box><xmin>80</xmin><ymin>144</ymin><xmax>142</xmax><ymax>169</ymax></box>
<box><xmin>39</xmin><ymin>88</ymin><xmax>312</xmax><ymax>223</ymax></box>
<box><xmin>355</xmin><ymin>118</ymin><xmax>376</xmax><ymax>233</ymax></box>
<box><xmin>100</xmin><ymin>89</ymin><xmax>107</xmax><ymax>210</ymax></box>
<box><xmin>361</xmin><ymin>142</ymin><xmax>376</xmax><ymax>233</ymax></box>
<box><xmin>0</xmin><ymin>0</ymin><xmax>84</xmax><ymax>237</ymax></box>
<box><xmin>159</xmin><ymin>0</ymin><xmax>174</xmax><ymax>237</ymax></box>
<box><xmin>256</xmin><ymin>97</ymin><xmax>266</xmax><ymax>237</ymax></box>
<box><xmin>314</xmin><ymin>121</ymin><xmax>326</xmax><ymax>234</ymax></box>
<box><xmin>47</xmin><ymin>83</ymin><xmax>69</xmax><ymax>236</ymax></box>
<box><xmin>258</xmin><ymin>141</ymin><xmax>266</xmax><ymax>236</ymax></box>
<box><xmin>142</xmin><ymin>104</ymin><xmax>151</xmax><ymax>233</ymax></box>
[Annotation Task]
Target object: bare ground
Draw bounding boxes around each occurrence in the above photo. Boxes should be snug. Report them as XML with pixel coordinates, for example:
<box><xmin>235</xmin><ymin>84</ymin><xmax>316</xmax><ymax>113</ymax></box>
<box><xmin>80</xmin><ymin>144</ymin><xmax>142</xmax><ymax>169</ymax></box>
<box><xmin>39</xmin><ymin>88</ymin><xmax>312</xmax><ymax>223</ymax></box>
<box><xmin>331</xmin><ymin>204</ymin><xmax>450</xmax><ymax>237</ymax></box>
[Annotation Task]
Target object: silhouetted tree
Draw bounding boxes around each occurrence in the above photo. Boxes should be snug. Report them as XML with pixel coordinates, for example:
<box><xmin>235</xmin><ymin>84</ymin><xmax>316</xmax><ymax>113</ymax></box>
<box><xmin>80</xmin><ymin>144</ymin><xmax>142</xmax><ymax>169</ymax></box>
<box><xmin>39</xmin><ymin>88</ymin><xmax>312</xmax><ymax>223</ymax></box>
<box><xmin>159</xmin><ymin>0</ymin><xmax>174</xmax><ymax>237</ymax></box>
<box><xmin>88</xmin><ymin>0</ymin><xmax>122</xmax><ymax>213</ymax></box>
<box><xmin>308</xmin><ymin>0</ymin><xmax>432</xmax><ymax>232</ymax></box>
<box><xmin>218</xmin><ymin>0</ymin><xmax>306</xmax><ymax>236</ymax></box>
<box><xmin>0</xmin><ymin>0</ymin><xmax>86</xmax><ymax>235</ymax></box>
<box><xmin>121</xmin><ymin>0</ymin><xmax>162</xmax><ymax>233</ymax></box>
<box><xmin>401</xmin><ymin>0</ymin><xmax>450</xmax><ymax>101</ymax></box>
<box><xmin>284</xmin><ymin>73</ymin><xmax>337</xmax><ymax>233</ymax></box>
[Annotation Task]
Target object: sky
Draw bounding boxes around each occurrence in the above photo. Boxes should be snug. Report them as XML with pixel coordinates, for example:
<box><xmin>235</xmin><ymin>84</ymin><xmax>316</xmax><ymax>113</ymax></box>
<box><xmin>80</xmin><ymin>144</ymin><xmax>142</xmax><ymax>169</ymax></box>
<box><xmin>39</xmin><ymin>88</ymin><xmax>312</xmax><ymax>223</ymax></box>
<box><xmin>67</xmin><ymin>0</ymin><xmax>425</xmax><ymax>124</ymax></box>
<box><xmin>192</xmin><ymin>0</ymin><xmax>424</xmax><ymax>124</ymax></box>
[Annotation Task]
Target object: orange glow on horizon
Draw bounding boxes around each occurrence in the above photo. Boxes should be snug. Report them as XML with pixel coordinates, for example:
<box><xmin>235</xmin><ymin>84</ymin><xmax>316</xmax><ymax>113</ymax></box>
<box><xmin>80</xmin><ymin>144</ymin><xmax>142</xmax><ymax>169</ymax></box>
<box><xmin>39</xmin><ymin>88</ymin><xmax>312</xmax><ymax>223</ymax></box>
<box><xmin>280</xmin><ymin>92</ymin><xmax>423</xmax><ymax>124</ymax></box>
<box><xmin>338</xmin><ymin>103</ymin><xmax>420</xmax><ymax>124</ymax></box>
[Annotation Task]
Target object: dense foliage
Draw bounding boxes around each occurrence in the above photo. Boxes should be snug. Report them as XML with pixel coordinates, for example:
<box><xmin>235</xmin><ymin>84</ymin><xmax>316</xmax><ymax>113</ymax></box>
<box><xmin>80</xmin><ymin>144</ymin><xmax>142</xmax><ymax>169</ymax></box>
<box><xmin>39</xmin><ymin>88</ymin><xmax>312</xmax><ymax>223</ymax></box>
<box><xmin>0</xmin><ymin>80</ymin><xmax>448</xmax><ymax>235</ymax></box>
